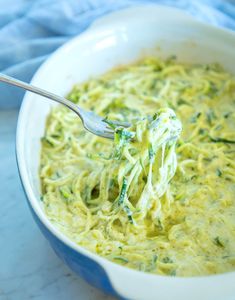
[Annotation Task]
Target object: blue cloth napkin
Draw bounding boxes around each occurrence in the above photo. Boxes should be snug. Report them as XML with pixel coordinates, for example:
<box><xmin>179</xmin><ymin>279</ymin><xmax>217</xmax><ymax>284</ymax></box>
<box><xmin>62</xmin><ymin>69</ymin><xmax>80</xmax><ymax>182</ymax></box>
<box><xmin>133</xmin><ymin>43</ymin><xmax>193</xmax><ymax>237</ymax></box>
<box><xmin>0</xmin><ymin>0</ymin><xmax>234</xmax><ymax>109</ymax></box>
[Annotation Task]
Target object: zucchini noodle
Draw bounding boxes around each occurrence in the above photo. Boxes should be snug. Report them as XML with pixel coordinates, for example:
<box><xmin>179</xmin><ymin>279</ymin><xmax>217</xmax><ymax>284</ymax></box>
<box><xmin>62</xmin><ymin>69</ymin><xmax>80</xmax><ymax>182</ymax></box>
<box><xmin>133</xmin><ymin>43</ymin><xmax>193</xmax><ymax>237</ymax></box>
<box><xmin>40</xmin><ymin>57</ymin><xmax>235</xmax><ymax>276</ymax></box>
<box><xmin>109</xmin><ymin>108</ymin><xmax>182</xmax><ymax>223</ymax></box>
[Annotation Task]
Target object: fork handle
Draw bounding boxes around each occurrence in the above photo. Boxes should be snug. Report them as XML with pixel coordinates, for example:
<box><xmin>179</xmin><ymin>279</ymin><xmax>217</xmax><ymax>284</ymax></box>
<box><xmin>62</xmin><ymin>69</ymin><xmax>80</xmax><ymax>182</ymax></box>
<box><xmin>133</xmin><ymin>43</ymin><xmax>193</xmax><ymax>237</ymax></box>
<box><xmin>0</xmin><ymin>73</ymin><xmax>85</xmax><ymax>118</ymax></box>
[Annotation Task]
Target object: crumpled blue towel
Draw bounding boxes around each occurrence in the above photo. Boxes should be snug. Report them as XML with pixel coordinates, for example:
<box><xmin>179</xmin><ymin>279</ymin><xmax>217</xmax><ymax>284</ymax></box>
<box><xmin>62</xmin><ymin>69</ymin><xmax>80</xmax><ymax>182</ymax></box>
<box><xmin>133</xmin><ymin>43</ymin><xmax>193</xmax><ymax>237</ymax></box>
<box><xmin>0</xmin><ymin>0</ymin><xmax>234</xmax><ymax>109</ymax></box>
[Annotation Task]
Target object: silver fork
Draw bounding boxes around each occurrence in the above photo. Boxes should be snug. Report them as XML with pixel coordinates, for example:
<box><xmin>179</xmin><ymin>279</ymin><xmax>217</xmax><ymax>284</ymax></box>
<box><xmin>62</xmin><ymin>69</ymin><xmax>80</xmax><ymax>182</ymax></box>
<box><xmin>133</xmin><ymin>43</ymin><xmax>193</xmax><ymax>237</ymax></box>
<box><xmin>0</xmin><ymin>73</ymin><xmax>130</xmax><ymax>139</ymax></box>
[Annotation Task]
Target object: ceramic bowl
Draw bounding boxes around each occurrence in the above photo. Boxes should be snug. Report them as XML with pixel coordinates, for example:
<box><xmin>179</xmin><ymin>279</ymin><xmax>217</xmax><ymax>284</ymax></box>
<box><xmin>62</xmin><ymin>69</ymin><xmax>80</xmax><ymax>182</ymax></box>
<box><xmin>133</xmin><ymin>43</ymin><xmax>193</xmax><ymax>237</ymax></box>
<box><xmin>16</xmin><ymin>5</ymin><xmax>235</xmax><ymax>300</ymax></box>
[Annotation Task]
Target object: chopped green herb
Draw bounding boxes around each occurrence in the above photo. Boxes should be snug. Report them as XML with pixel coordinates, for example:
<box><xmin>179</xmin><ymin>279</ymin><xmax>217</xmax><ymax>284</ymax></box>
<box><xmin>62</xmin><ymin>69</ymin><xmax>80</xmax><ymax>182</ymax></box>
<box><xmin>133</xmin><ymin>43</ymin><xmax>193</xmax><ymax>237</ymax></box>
<box><xmin>123</xmin><ymin>205</ymin><xmax>134</xmax><ymax>224</ymax></box>
<box><xmin>216</xmin><ymin>169</ymin><xmax>222</xmax><ymax>177</ymax></box>
<box><xmin>190</xmin><ymin>112</ymin><xmax>201</xmax><ymax>123</ymax></box>
<box><xmin>114</xmin><ymin>128</ymin><xmax>135</xmax><ymax>157</ymax></box>
<box><xmin>109</xmin><ymin>178</ymin><xmax>115</xmax><ymax>189</ymax></box>
<box><xmin>155</xmin><ymin>218</ymin><xmax>163</xmax><ymax>231</ymax></box>
<box><xmin>177</xmin><ymin>99</ymin><xmax>191</xmax><ymax>106</ymax></box>
<box><xmin>153</xmin><ymin>254</ymin><xmax>158</xmax><ymax>263</ymax></box>
<box><xmin>209</xmin><ymin>136</ymin><xmax>235</xmax><ymax>144</ymax></box>
<box><xmin>113</xmin><ymin>256</ymin><xmax>129</xmax><ymax>264</ymax></box>
<box><xmin>208</xmin><ymin>81</ymin><xmax>219</xmax><ymax>96</ymax></box>
<box><xmin>51</xmin><ymin>134</ymin><xmax>61</xmax><ymax>139</ymax></box>
<box><xmin>148</xmin><ymin>143</ymin><xmax>154</xmax><ymax>162</ymax></box>
<box><xmin>214</xmin><ymin>237</ymin><xmax>224</xmax><ymax>248</ymax></box>
<box><xmin>206</xmin><ymin>109</ymin><xmax>216</xmax><ymax>125</ymax></box>
<box><xmin>162</xmin><ymin>257</ymin><xmax>173</xmax><ymax>264</ymax></box>
<box><xmin>41</xmin><ymin>137</ymin><xmax>54</xmax><ymax>147</ymax></box>
<box><xmin>224</xmin><ymin>112</ymin><xmax>232</xmax><ymax>119</ymax></box>
<box><xmin>199</xmin><ymin>128</ymin><xmax>206</xmax><ymax>135</ymax></box>
<box><xmin>55</xmin><ymin>171</ymin><xmax>61</xmax><ymax>178</ymax></box>
<box><xmin>118</xmin><ymin>177</ymin><xmax>127</xmax><ymax>206</ymax></box>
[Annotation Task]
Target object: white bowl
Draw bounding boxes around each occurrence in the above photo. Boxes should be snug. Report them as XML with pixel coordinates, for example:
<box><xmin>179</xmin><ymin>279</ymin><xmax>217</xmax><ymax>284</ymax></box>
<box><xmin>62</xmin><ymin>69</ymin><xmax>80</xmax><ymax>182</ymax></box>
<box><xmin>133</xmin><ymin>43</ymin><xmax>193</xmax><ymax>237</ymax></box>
<box><xmin>16</xmin><ymin>5</ymin><xmax>235</xmax><ymax>300</ymax></box>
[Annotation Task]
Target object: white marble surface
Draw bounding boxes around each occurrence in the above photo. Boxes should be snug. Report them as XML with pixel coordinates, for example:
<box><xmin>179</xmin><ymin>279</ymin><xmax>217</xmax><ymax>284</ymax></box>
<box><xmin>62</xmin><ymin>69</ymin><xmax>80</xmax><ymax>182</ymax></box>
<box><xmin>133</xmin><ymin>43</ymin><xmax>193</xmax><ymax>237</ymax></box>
<box><xmin>0</xmin><ymin>109</ymin><xmax>116</xmax><ymax>300</ymax></box>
